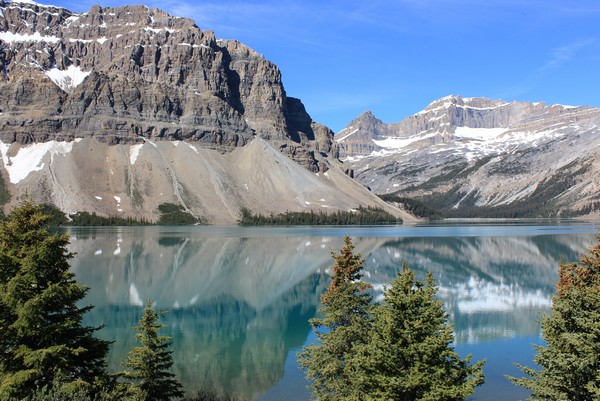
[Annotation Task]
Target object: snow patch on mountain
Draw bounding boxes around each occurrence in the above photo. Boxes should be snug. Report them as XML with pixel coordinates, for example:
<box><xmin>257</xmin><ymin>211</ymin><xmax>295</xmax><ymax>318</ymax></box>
<box><xmin>129</xmin><ymin>143</ymin><xmax>143</xmax><ymax>165</ymax></box>
<box><xmin>143</xmin><ymin>27</ymin><xmax>178</xmax><ymax>34</ymax></box>
<box><xmin>337</xmin><ymin>128</ymin><xmax>359</xmax><ymax>142</ymax></box>
<box><xmin>347</xmin><ymin>125</ymin><xmax>571</xmax><ymax>162</ymax></box>
<box><xmin>373</xmin><ymin>132</ymin><xmax>438</xmax><ymax>149</ymax></box>
<box><xmin>69</xmin><ymin>37</ymin><xmax>108</xmax><ymax>45</ymax></box>
<box><xmin>7</xmin><ymin>0</ymin><xmax>57</xmax><ymax>7</ymax></box>
<box><xmin>454</xmin><ymin>127</ymin><xmax>507</xmax><ymax>140</ymax></box>
<box><xmin>178</xmin><ymin>43</ymin><xmax>210</xmax><ymax>49</ymax></box>
<box><xmin>0</xmin><ymin>140</ymin><xmax>80</xmax><ymax>183</ymax></box>
<box><xmin>0</xmin><ymin>31</ymin><xmax>61</xmax><ymax>44</ymax></box>
<box><xmin>45</xmin><ymin>65</ymin><xmax>91</xmax><ymax>91</ymax></box>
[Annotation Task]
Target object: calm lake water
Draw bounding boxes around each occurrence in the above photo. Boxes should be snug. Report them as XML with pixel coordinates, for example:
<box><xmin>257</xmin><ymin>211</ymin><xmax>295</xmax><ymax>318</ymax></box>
<box><xmin>64</xmin><ymin>222</ymin><xmax>600</xmax><ymax>401</ymax></box>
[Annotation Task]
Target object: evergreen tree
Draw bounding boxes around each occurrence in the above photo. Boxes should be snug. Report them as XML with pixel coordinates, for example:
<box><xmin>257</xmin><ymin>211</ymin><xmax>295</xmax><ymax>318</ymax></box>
<box><xmin>123</xmin><ymin>299</ymin><xmax>183</xmax><ymax>401</ymax></box>
<box><xmin>297</xmin><ymin>236</ymin><xmax>373</xmax><ymax>400</ymax></box>
<box><xmin>0</xmin><ymin>200</ymin><xmax>110</xmax><ymax>399</ymax></box>
<box><xmin>510</xmin><ymin>236</ymin><xmax>600</xmax><ymax>400</ymax></box>
<box><xmin>350</xmin><ymin>266</ymin><xmax>485</xmax><ymax>400</ymax></box>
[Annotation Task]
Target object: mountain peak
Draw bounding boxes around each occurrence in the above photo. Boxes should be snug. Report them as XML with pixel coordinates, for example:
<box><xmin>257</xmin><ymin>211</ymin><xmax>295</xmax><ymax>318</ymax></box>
<box><xmin>428</xmin><ymin>95</ymin><xmax>463</xmax><ymax>106</ymax></box>
<box><xmin>336</xmin><ymin>96</ymin><xmax>600</xmax><ymax>217</ymax></box>
<box><xmin>337</xmin><ymin>110</ymin><xmax>385</xmax><ymax>139</ymax></box>
<box><xmin>351</xmin><ymin>110</ymin><xmax>381</xmax><ymax>125</ymax></box>
<box><xmin>358</xmin><ymin>110</ymin><xmax>376</xmax><ymax>118</ymax></box>
<box><xmin>0</xmin><ymin>0</ymin><xmax>333</xmax><ymax>165</ymax></box>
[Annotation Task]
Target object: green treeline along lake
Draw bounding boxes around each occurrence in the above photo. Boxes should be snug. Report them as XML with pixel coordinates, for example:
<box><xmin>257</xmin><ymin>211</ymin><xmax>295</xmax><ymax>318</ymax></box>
<box><xmin>65</xmin><ymin>222</ymin><xmax>599</xmax><ymax>401</ymax></box>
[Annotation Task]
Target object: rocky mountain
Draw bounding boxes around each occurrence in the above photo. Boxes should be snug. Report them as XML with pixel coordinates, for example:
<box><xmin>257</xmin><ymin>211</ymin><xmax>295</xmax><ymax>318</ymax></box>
<box><xmin>337</xmin><ymin>96</ymin><xmax>600</xmax><ymax>217</ymax></box>
<box><xmin>0</xmin><ymin>0</ymin><xmax>413</xmax><ymax>223</ymax></box>
<box><xmin>0</xmin><ymin>0</ymin><xmax>331</xmax><ymax>158</ymax></box>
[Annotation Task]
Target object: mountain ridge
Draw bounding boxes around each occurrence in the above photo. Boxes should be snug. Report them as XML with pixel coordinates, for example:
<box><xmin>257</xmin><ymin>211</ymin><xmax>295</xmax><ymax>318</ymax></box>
<box><xmin>336</xmin><ymin>95</ymin><xmax>600</xmax><ymax>217</ymax></box>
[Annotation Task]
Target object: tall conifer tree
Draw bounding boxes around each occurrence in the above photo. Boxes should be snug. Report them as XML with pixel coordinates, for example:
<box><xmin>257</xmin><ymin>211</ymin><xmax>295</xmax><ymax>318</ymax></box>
<box><xmin>123</xmin><ymin>299</ymin><xmax>183</xmax><ymax>401</ymax></box>
<box><xmin>298</xmin><ymin>236</ymin><xmax>373</xmax><ymax>400</ymax></box>
<box><xmin>350</xmin><ymin>266</ymin><xmax>485</xmax><ymax>400</ymax></box>
<box><xmin>0</xmin><ymin>201</ymin><xmax>110</xmax><ymax>398</ymax></box>
<box><xmin>510</xmin><ymin>236</ymin><xmax>600</xmax><ymax>400</ymax></box>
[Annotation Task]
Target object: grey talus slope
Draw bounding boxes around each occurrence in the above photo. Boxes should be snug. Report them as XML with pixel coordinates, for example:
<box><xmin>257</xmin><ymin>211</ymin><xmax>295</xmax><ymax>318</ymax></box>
<box><xmin>0</xmin><ymin>137</ymin><xmax>413</xmax><ymax>223</ymax></box>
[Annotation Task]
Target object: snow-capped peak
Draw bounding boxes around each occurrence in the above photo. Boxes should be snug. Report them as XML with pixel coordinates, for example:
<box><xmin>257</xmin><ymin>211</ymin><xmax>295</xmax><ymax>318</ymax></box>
<box><xmin>6</xmin><ymin>0</ymin><xmax>60</xmax><ymax>8</ymax></box>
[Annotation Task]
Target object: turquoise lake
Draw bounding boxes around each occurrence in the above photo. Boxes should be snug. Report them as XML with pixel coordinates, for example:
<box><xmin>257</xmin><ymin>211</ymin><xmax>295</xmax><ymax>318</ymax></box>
<box><xmin>64</xmin><ymin>222</ymin><xmax>600</xmax><ymax>400</ymax></box>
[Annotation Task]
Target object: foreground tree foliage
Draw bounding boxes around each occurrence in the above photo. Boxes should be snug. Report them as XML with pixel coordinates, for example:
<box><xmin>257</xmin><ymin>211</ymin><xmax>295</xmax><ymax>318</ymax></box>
<box><xmin>351</xmin><ymin>266</ymin><xmax>485</xmax><ymax>400</ymax></box>
<box><xmin>299</xmin><ymin>238</ymin><xmax>485</xmax><ymax>401</ymax></box>
<box><xmin>298</xmin><ymin>236</ymin><xmax>373</xmax><ymax>400</ymax></box>
<box><xmin>0</xmin><ymin>201</ymin><xmax>110</xmax><ymax>399</ymax></box>
<box><xmin>123</xmin><ymin>299</ymin><xmax>183</xmax><ymax>401</ymax></box>
<box><xmin>510</xmin><ymin>235</ymin><xmax>600</xmax><ymax>400</ymax></box>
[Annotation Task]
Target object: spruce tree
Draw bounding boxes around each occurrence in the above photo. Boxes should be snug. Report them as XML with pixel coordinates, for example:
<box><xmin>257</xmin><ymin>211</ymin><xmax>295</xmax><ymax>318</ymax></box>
<box><xmin>510</xmin><ymin>236</ymin><xmax>600</xmax><ymax>400</ymax></box>
<box><xmin>350</xmin><ymin>266</ymin><xmax>485</xmax><ymax>400</ymax></box>
<box><xmin>0</xmin><ymin>200</ymin><xmax>110</xmax><ymax>399</ymax></box>
<box><xmin>123</xmin><ymin>299</ymin><xmax>183</xmax><ymax>401</ymax></box>
<box><xmin>297</xmin><ymin>236</ymin><xmax>373</xmax><ymax>400</ymax></box>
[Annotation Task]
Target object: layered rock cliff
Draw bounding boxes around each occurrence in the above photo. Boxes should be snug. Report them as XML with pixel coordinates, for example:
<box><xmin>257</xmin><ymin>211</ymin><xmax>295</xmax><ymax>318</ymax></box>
<box><xmin>0</xmin><ymin>0</ymin><xmax>412</xmax><ymax>223</ymax></box>
<box><xmin>0</xmin><ymin>0</ymin><xmax>338</xmax><ymax>167</ymax></box>
<box><xmin>337</xmin><ymin>96</ymin><xmax>600</xmax><ymax>217</ymax></box>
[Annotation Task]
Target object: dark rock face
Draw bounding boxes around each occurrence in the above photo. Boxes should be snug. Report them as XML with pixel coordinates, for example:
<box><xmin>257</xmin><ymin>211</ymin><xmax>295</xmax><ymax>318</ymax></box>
<box><xmin>0</xmin><ymin>1</ymin><xmax>334</xmax><ymax>168</ymax></box>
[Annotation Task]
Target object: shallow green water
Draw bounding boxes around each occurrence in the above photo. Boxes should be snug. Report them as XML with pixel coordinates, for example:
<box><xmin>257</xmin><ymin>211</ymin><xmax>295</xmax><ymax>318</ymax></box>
<box><xmin>65</xmin><ymin>222</ymin><xmax>599</xmax><ymax>400</ymax></box>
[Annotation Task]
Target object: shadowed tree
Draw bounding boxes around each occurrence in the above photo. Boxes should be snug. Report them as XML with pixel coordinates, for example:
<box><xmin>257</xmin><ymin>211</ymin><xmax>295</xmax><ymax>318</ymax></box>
<box><xmin>510</xmin><ymin>235</ymin><xmax>600</xmax><ymax>400</ymax></box>
<box><xmin>0</xmin><ymin>200</ymin><xmax>110</xmax><ymax>399</ymax></box>
<box><xmin>123</xmin><ymin>299</ymin><xmax>184</xmax><ymax>401</ymax></box>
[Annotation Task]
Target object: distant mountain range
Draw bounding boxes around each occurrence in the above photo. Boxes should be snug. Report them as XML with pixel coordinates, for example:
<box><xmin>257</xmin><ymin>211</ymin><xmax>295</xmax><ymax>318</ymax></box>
<box><xmin>336</xmin><ymin>96</ymin><xmax>600</xmax><ymax>217</ymax></box>
<box><xmin>0</xmin><ymin>0</ymin><xmax>413</xmax><ymax>223</ymax></box>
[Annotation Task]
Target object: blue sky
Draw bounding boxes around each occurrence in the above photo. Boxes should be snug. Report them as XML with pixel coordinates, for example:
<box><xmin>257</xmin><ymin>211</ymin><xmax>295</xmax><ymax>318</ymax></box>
<box><xmin>40</xmin><ymin>0</ymin><xmax>600</xmax><ymax>132</ymax></box>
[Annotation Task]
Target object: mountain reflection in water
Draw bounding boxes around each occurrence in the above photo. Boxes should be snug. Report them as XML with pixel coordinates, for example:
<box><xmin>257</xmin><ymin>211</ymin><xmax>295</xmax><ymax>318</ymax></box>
<box><xmin>66</xmin><ymin>226</ymin><xmax>597</xmax><ymax>400</ymax></box>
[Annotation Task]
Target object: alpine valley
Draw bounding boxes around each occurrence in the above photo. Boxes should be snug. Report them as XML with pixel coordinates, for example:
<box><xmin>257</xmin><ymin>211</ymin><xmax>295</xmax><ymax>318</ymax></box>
<box><xmin>0</xmin><ymin>0</ymin><xmax>414</xmax><ymax>223</ymax></box>
<box><xmin>336</xmin><ymin>96</ymin><xmax>600</xmax><ymax>218</ymax></box>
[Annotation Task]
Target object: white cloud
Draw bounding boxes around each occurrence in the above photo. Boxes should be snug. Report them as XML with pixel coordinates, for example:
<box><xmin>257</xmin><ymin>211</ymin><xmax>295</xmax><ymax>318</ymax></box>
<box><xmin>539</xmin><ymin>39</ymin><xmax>595</xmax><ymax>72</ymax></box>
